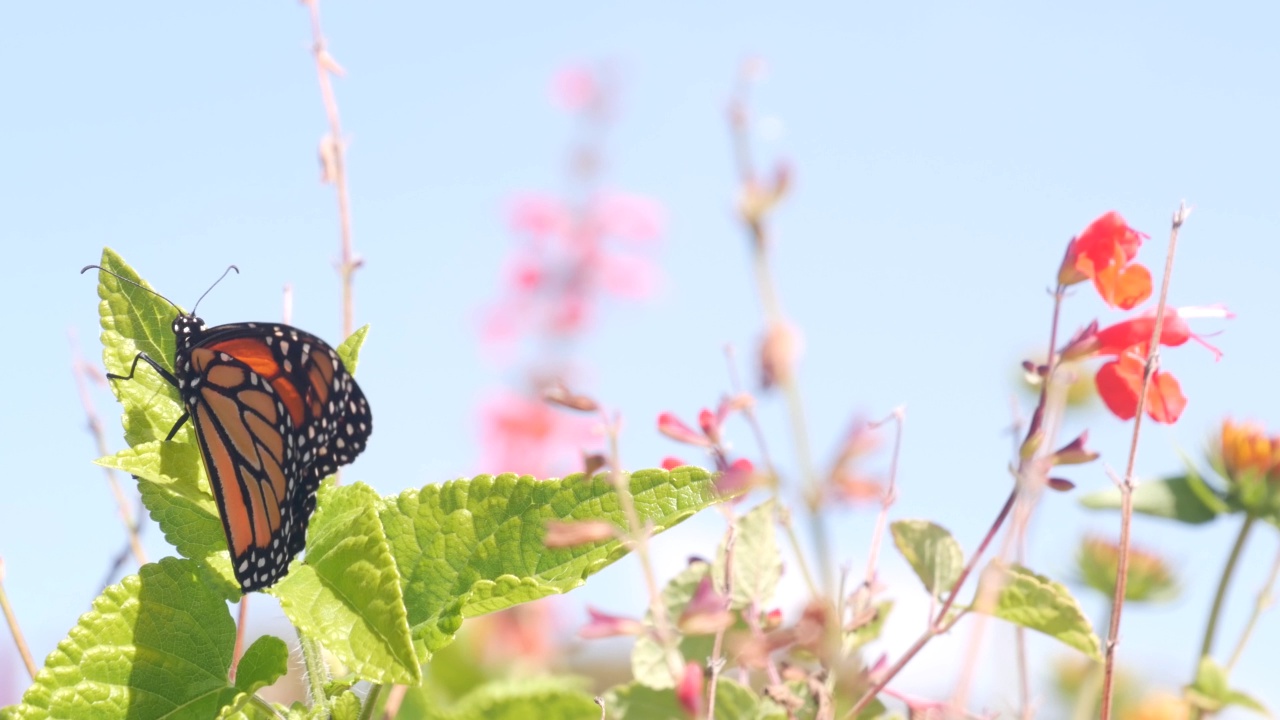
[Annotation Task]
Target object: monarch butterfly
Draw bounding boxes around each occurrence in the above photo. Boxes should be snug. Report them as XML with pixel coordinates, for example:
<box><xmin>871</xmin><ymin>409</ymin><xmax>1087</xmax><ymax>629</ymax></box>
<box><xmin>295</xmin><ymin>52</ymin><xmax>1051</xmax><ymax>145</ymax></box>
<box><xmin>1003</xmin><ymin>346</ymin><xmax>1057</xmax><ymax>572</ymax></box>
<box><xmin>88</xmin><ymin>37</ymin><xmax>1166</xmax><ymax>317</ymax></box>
<box><xmin>83</xmin><ymin>264</ymin><xmax>372</xmax><ymax>592</ymax></box>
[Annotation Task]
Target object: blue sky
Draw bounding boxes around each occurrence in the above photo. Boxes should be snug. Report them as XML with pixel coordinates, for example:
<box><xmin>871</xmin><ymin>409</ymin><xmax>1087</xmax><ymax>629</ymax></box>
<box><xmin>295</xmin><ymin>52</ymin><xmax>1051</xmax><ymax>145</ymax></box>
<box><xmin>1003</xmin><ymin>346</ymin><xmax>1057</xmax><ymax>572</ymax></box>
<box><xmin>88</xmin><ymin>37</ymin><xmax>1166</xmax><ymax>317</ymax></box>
<box><xmin>3</xmin><ymin>0</ymin><xmax>1279</xmax><ymax>713</ymax></box>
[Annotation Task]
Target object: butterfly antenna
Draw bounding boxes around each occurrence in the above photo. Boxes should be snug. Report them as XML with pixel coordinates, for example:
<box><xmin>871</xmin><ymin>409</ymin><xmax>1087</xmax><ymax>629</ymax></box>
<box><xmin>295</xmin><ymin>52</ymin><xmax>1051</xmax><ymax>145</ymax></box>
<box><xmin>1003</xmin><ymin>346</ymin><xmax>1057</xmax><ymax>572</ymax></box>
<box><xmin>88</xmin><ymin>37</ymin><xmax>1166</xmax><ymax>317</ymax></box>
<box><xmin>80</xmin><ymin>265</ymin><xmax>183</xmax><ymax>313</ymax></box>
<box><xmin>192</xmin><ymin>265</ymin><xmax>240</xmax><ymax>316</ymax></box>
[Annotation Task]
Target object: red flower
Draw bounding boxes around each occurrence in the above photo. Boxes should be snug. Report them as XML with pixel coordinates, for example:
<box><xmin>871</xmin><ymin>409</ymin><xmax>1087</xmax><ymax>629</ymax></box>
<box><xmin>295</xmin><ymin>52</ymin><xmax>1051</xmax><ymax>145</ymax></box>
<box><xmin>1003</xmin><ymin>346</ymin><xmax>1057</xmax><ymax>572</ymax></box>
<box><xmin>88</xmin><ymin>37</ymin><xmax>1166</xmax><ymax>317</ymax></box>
<box><xmin>661</xmin><ymin>456</ymin><xmax>687</xmax><ymax>470</ymax></box>
<box><xmin>675</xmin><ymin>661</ymin><xmax>704</xmax><ymax>717</ymax></box>
<box><xmin>478</xmin><ymin>391</ymin><xmax>600</xmax><ymax>478</ymax></box>
<box><xmin>1095</xmin><ymin>353</ymin><xmax>1187</xmax><ymax>424</ymax></box>
<box><xmin>1059</xmin><ymin>212</ymin><xmax>1152</xmax><ymax>309</ymax></box>
<box><xmin>578</xmin><ymin>606</ymin><xmax>643</xmax><ymax>639</ymax></box>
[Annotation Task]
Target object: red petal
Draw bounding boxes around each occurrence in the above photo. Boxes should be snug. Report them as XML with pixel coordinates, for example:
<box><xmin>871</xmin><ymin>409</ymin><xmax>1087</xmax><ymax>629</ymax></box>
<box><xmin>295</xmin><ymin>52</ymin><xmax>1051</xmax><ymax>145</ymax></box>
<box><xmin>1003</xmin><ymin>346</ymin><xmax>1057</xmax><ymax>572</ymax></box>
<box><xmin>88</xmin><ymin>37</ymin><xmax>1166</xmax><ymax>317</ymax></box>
<box><xmin>1146</xmin><ymin>371</ymin><xmax>1187</xmax><ymax>424</ymax></box>
<box><xmin>1096</xmin><ymin>358</ymin><xmax>1142</xmax><ymax>421</ymax></box>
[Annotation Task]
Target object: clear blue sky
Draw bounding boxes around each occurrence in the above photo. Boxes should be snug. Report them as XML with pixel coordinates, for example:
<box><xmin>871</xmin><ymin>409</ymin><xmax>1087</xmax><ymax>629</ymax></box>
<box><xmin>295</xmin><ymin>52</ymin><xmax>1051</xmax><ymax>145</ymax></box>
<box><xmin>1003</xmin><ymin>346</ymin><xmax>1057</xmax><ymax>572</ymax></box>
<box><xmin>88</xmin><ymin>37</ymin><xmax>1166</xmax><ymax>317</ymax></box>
<box><xmin>3</xmin><ymin>0</ymin><xmax>1279</xmax><ymax>713</ymax></box>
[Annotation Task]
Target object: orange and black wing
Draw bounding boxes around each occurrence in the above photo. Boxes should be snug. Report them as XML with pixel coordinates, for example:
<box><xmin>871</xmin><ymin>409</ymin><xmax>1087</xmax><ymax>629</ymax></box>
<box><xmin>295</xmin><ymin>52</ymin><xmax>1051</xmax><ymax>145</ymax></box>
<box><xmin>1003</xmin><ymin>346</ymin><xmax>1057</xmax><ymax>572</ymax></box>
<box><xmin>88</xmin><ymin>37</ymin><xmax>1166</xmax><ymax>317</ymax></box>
<box><xmin>184</xmin><ymin>324</ymin><xmax>371</xmax><ymax>592</ymax></box>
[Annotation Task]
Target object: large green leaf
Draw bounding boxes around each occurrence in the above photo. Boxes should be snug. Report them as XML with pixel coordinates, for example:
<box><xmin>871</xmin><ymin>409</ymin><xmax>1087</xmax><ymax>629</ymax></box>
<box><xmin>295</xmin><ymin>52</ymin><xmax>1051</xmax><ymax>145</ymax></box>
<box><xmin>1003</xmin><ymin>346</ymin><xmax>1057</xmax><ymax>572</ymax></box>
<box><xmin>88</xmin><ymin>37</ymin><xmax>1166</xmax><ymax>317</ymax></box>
<box><xmin>274</xmin><ymin>482</ymin><xmax>419</xmax><ymax>686</ymax></box>
<box><xmin>713</xmin><ymin>500</ymin><xmax>781</xmax><ymax>608</ymax></box>
<box><xmin>1080</xmin><ymin>474</ymin><xmax>1225</xmax><ymax>524</ymax></box>
<box><xmin>976</xmin><ymin>562</ymin><xmax>1101</xmax><ymax>660</ymax></box>
<box><xmin>379</xmin><ymin>467</ymin><xmax>721</xmax><ymax>660</ymax></box>
<box><xmin>890</xmin><ymin>520</ymin><xmax>964</xmax><ymax>597</ymax></box>
<box><xmin>92</xmin><ymin>248</ymin><xmax>188</xmax><ymax>448</ymax></box>
<box><xmin>9</xmin><ymin>559</ymin><xmax>251</xmax><ymax>719</ymax></box>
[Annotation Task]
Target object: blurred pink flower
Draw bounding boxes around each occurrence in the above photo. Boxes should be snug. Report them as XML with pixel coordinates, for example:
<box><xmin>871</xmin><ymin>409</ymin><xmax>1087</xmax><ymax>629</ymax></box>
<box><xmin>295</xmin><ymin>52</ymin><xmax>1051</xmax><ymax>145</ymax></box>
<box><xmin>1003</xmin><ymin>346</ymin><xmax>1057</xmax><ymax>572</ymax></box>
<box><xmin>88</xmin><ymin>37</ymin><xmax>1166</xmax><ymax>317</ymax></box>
<box><xmin>478</xmin><ymin>390</ymin><xmax>599</xmax><ymax>478</ymax></box>
<box><xmin>551</xmin><ymin>65</ymin><xmax>599</xmax><ymax>112</ymax></box>
<box><xmin>593</xmin><ymin>192</ymin><xmax>664</xmax><ymax>244</ymax></box>
<box><xmin>578</xmin><ymin>606</ymin><xmax>643</xmax><ymax>639</ymax></box>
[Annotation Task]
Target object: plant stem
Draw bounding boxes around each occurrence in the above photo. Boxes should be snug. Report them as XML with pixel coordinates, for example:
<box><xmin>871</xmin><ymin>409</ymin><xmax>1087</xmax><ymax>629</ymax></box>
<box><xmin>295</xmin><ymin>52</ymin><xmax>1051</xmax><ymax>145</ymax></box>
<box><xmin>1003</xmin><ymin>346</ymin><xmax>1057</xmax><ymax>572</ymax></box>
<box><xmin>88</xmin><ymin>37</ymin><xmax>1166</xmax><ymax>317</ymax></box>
<box><xmin>359</xmin><ymin>683</ymin><xmax>386</xmax><ymax>720</ymax></box>
<box><xmin>705</xmin><ymin>523</ymin><xmax>736</xmax><ymax>720</ymax></box>
<box><xmin>1200</xmin><ymin>513</ymin><xmax>1256</xmax><ymax>661</ymax></box>
<box><xmin>70</xmin><ymin>331</ymin><xmax>148</xmax><ymax>569</ymax></box>
<box><xmin>230</xmin><ymin>596</ymin><xmax>250</xmax><ymax>683</ymax></box>
<box><xmin>298</xmin><ymin>630</ymin><xmax>331</xmax><ymax>713</ymax></box>
<box><xmin>723</xmin><ymin>345</ymin><xmax>821</xmax><ymax>598</ymax></box>
<box><xmin>1100</xmin><ymin>201</ymin><xmax>1189</xmax><ymax>720</ymax></box>
<box><xmin>1226</xmin><ymin>536</ymin><xmax>1280</xmax><ymax>671</ymax></box>
<box><xmin>0</xmin><ymin>558</ymin><xmax>37</xmax><ymax>679</ymax></box>
<box><xmin>845</xmin><ymin>489</ymin><xmax>1017</xmax><ymax>718</ymax></box>
<box><xmin>603</xmin><ymin>413</ymin><xmax>684</xmax><ymax>682</ymax></box>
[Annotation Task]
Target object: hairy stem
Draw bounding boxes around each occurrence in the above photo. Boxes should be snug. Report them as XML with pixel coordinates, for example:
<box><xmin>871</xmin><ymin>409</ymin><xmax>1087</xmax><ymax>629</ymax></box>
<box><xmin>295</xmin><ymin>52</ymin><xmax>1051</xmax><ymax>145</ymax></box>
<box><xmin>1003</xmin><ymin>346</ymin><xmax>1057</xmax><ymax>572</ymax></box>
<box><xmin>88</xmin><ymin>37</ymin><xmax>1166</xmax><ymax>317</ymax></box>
<box><xmin>298</xmin><ymin>631</ymin><xmax>331</xmax><ymax>713</ymax></box>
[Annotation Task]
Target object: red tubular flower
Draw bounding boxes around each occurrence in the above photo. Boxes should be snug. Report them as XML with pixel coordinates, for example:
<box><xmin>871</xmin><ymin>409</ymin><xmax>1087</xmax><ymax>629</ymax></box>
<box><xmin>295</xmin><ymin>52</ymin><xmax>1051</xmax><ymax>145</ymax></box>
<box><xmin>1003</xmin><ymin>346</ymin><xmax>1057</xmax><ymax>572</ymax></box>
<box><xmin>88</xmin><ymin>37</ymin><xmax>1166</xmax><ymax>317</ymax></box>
<box><xmin>1059</xmin><ymin>211</ymin><xmax>1152</xmax><ymax>309</ymax></box>
<box><xmin>675</xmin><ymin>661</ymin><xmax>705</xmax><ymax>717</ymax></box>
<box><xmin>1095</xmin><ymin>353</ymin><xmax>1187</xmax><ymax>424</ymax></box>
<box><xmin>578</xmin><ymin>606</ymin><xmax>643</xmax><ymax>639</ymax></box>
<box><xmin>661</xmin><ymin>456</ymin><xmax>687</xmax><ymax>470</ymax></box>
<box><xmin>658</xmin><ymin>412</ymin><xmax>711</xmax><ymax>447</ymax></box>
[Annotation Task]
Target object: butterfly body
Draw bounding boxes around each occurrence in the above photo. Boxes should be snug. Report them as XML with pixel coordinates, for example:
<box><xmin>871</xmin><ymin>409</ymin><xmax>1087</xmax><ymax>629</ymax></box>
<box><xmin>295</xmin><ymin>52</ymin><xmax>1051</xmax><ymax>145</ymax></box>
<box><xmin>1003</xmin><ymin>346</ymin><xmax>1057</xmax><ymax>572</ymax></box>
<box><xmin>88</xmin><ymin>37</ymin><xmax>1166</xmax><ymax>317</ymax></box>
<box><xmin>117</xmin><ymin>313</ymin><xmax>371</xmax><ymax>592</ymax></box>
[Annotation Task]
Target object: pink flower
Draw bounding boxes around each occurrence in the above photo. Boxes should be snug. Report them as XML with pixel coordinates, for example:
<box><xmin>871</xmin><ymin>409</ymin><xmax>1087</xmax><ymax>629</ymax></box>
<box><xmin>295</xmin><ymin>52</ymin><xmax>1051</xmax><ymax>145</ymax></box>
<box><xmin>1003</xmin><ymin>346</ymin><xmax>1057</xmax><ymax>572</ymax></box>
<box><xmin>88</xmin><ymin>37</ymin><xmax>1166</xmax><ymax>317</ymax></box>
<box><xmin>478</xmin><ymin>390</ymin><xmax>599</xmax><ymax>478</ymax></box>
<box><xmin>676</xmin><ymin>661</ymin><xmax>704</xmax><ymax>717</ymax></box>
<box><xmin>508</xmin><ymin>193</ymin><xmax>573</xmax><ymax>240</ymax></box>
<box><xmin>551</xmin><ymin>65</ymin><xmax>599</xmax><ymax>112</ymax></box>
<box><xmin>593</xmin><ymin>192</ymin><xmax>664</xmax><ymax>244</ymax></box>
<box><xmin>661</xmin><ymin>456</ymin><xmax>687</xmax><ymax>470</ymax></box>
<box><xmin>578</xmin><ymin>606</ymin><xmax>644</xmax><ymax>639</ymax></box>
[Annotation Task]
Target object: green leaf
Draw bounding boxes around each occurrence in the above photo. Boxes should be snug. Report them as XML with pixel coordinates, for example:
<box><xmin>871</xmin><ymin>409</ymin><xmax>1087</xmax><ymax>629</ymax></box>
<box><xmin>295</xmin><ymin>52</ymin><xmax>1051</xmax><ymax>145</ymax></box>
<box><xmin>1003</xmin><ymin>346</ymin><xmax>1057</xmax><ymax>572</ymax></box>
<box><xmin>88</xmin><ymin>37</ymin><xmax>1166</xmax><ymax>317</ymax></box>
<box><xmin>274</xmin><ymin>482</ymin><xmax>419</xmax><ymax>685</ymax></box>
<box><xmin>976</xmin><ymin>562</ymin><xmax>1101</xmax><ymax>660</ymax></box>
<box><xmin>10</xmin><ymin>558</ymin><xmax>248</xmax><ymax>720</ymax></box>
<box><xmin>336</xmin><ymin>325</ymin><xmax>369</xmax><ymax>375</ymax></box>
<box><xmin>422</xmin><ymin>677</ymin><xmax>600</xmax><ymax>720</ymax></box>
<box><xmin>328</xmin><ymin>691</ymin><xmax>362</xmax><ymax>720</ymax></box>
<box><xmin>1080</xmin><ymin>475</ymin><xmax>1224</xmax><ymax>524</ymax></box>
<box><xmin>844</xmin><ymin>601</ymin><xmax>893</xmax><ymax>653</ymax></box>
<box><xmin>604</xmin><ymin>678</ymin><xmax>771</xmax><ymax>720</ymax></box>
<box><xmin>714</xmin><ymin>500</ymin><xmax>781</xmax><ymax>608</ymax></box>
<box><xmin>631</xmin><ymin>561</ymin><xmax>712</xmax><ymax>689</ymax></box>
<box><xmin>379</xmin><ymin>467</ymin><xmax>721</xmax><ymax>661</ymax></box>
<box><xmin>215</xmin><ymin>635</ymin><xmax>290</xmax><ymax>719</ymax></box>
<box><xmin>1186</xmin><ymin>657</ymin><xmax>1271</xmax><ymax>716</ymax></box>
<box><xmin>92</xmin><ymin>248</ymin><xmax>189</xmax><ymax>448</ymax></box>
<box><xmin>97</xmin><ymin>443</ymin><xmax>219</xmax><ymax>559</ymax></box>
<box><xmin>890</xmin><ymin>520</ymin><xmax>964</xmax><ymax>597</ymax></box>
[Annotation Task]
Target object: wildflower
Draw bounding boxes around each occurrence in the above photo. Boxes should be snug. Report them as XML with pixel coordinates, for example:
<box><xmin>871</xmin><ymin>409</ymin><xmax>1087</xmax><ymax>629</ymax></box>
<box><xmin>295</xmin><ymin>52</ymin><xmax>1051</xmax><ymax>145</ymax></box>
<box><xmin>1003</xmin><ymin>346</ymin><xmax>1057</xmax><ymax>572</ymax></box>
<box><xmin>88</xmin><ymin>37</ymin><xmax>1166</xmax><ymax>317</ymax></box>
<box><xmin>679</xmin><ymin>575</ymin><xmax>732</xmax><ymax>635</ymax></box>
<box><xmin>675</xmin><ymin>661</ymin><xmax>704</xmax><ymax>717</ymax></box>
<box><xmin>1077</xmin><ymin>536</ymin><xmax>1178</xmax><ymax>602</ymax></box>
<box><xmin>1095</xmin><ymin>352</ymin><xmax>1187</xmax><ymax>424</ymax></box>
<box><xmin>661</xmin><ymin>456</ymin><xmax>687</xmax><ymax>470</ymax></box>
<box><xmin>578</xmin><ymin>606</ymin><xmax>644</xmax><ymax>639</ymax></box>
<box><xmin>478</xmin><ymin>390</ymin><xmax>599</xmax><ymax>478</ymax></box>
<box><xmin>1215</xmin><ymin>419</ymin><xmax>1280</xmax><ymax>485</ymax></box>
<box><xmin>1058</xmin><ymin>211</ymin><xmax>1152</xmax><ymax>309</ymax></box>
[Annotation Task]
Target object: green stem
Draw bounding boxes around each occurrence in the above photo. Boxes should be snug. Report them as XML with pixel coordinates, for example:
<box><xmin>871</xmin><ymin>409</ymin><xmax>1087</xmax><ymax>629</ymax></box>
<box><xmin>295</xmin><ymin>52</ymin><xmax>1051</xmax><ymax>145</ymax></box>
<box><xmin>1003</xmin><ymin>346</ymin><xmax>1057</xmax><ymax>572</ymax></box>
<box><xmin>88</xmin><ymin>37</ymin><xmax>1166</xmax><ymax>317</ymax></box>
<box><xmin>1226</xmin><ymin>539</ymin><xmax>1280</xmax><ymax>671</ymax></box>
<box><xmin>1199</xmin><ymin>513</ymin><xmax>1256</xmax><ymax>661</ymax></box>
<box><xmin>298</xmin><ymin>630</ymin><xmax>331</xmax><ymax>716</ymax></box>
<box><xmin>359</xmin><ymin>683</ymin><xmax>386</xmax><ymax>720</ymax></box>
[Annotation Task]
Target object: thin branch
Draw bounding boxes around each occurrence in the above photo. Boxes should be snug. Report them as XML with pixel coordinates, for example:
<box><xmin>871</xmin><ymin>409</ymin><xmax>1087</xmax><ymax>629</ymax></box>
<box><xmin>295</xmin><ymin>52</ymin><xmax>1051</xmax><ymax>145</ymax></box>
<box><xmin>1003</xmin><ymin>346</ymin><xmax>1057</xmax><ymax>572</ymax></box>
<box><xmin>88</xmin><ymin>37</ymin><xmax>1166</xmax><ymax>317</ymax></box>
<box><xmin>1100</xmin><ymin>201</ymin><xmax>1189</xmax><ymax>720</ymax></box>
<box><xmin>359</xmin><ymin>683</ymin><xmax>387</xmax><ymax>720</ymax></box>
<box><xmin>300</xmin><ymin>0</ymin><xmax>359</xmax><ymax>340</ymax></box>
<box><xmin>706</xmin><ymin>523</ymin><xmax>736</xmax><ymax>720</ymax></box>
<box><xmin>381</xmin><ymin>684</ymin><xmax>408</xmax><ymax>719</ymax></box>
<box><xmin>0</xmin><ymin>558</ymin><xmax>37</xmax><ymax>679</ymax></box>
<box><xmin>1225</xmin><ymin>535</ymin><xmax>1280</xmax><ymax>671</ymax></box>
<box><xmin>862</xmin><ymin>408</ymin><xmax>905</xmax><ymax>589</ymax></box>
<box><xmin>603</xmin><ymin>411</ymin><xmax>684</xmax><ymax>682</ymax></box>
<box><xmin>70</xmin><ymin>329</ymin><xmax>147</xmax><ymax>568</ymax></box>
<box><xmin>723</xmin><ymin>344</ymin><xmax>819</xmax><ymax>597</ymax></box>
<box><xmin>728</xmin><ymin>63</ymin><xmax>832</xmax><ymax>596</ymax></box>
<box><xmin>230</xmin><ymin>596</ymin><xmax>251</xmax><ymax>683</ymax></box>
<box><xmin>845</xmin><ymin>489</ymin><xmax>1017</xmax><ymax>718</ymax></box>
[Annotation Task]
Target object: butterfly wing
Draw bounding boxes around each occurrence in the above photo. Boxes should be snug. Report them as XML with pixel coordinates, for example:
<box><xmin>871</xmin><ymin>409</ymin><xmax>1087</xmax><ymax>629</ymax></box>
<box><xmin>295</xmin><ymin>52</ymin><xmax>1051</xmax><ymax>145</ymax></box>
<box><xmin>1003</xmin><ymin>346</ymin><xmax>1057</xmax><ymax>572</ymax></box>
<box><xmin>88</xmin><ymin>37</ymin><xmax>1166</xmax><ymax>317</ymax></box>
<box><xmin>183</xmin><ymin>323</ymin><xmax>372</xmax><ymax>592</ymax></box>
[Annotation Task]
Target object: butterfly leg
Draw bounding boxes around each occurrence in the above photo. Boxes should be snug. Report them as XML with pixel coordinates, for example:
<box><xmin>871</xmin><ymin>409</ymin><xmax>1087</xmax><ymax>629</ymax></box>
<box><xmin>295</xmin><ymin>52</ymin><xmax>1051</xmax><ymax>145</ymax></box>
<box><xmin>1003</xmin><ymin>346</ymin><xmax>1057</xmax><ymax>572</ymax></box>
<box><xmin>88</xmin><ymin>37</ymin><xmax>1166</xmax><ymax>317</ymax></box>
<box><xmin>107</xmin><ymin>351</ymin><xmax>180</xmax><ymax>387</ymax></box>
<box><xmin>107</xmin><ymin>351</ymin><xmax>191</xmax><ymax>442</ymax></box>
